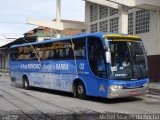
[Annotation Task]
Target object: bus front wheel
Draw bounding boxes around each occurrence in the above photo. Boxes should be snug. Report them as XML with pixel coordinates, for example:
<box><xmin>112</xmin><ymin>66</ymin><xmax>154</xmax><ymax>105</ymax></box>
<box><xmin>22</xmin><ymin>76</ymin><xmax>30</xmax><ymax>90</ymax></box>
<box><xmin>75</xmin><ymin>81</ymin><xmax>86</xmax><ymax>99</ymax></box>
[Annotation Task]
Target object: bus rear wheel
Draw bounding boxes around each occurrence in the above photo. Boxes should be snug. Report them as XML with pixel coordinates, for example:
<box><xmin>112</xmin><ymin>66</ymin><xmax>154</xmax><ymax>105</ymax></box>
<box><xmin>76</xmin><ymin>81</ymin><xmax>86</xmax><ymax>99</ymax></box>
<box><xmin>23</xmin><ymin>76</ymin><xmax>30</xmax><ymax>90</ymax></box>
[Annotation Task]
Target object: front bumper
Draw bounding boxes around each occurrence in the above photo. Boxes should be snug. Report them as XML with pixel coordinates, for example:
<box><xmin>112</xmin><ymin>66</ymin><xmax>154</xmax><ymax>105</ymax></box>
<box><xmin>107</xmin><ymin>86</ymin><xmax>148</xmax><ymax>98</ymax></box>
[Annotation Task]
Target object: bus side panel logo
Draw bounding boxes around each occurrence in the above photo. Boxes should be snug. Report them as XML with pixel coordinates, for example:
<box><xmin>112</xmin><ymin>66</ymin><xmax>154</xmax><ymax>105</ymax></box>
<box><xmin>99</xmin><ymin>84</ymin><xmax>105</xmax><ymax>92</ymax></box>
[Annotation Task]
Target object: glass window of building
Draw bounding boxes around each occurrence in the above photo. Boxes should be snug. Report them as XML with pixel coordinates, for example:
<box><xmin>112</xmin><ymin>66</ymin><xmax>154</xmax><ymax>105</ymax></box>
<box><xmin>110</xmin><ymin>8</ymin><xmax>118</xmax><ymax>16</ymax></box>
<box><xmin>110</xmin><ymin>17</ymin><xmax>119</xmax><ymax>33</ymax></box>
<box><xmin>99</xmin><ymin>5</ymin><xmax>108</xmax><ymax>19</ymax></box>
<box><xmin>90</xmin><ymin>4</ymin><xmax>98</xmax><ymax>22</ymax></box>
<box><xmin>90</xmin><ymin>23</ymin><xmax>98</xmax><ymax>33</ymax></box>
<box><xmin>100</xmin><ymin>20</ymin><xmax>108</xmax><ymax>32</ymax></box>
<box><xmin>128</xmin><ymin>13</ymin><xmax>134</xmax><ymax>35</ymax></box>
<box><xmin>136</xmin><ymin>10</ymin><xmax>150</xmax><ymax>34</ymax></box>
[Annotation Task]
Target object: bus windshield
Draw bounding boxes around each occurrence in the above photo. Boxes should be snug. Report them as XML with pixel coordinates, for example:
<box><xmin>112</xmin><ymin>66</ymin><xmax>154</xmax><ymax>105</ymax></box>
<box><xmin>108</xmin><ymin>39</ymin><xmax>148</xmax><ymax>80</ymax></box>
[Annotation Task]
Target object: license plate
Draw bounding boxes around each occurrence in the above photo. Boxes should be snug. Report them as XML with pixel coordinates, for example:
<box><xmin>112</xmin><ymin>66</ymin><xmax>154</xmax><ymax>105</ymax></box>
<box><xmin>130</xmin><ymin>91</ymin><xmax>137</xmax><ymax>95</ymax></box>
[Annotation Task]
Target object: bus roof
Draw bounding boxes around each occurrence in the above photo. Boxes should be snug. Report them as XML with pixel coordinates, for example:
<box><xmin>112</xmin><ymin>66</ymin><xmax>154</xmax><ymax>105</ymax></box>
<box><xmin>10</xmin><ymin>32</ymin><xmax>140</xmax><ymax>48</ymax></box>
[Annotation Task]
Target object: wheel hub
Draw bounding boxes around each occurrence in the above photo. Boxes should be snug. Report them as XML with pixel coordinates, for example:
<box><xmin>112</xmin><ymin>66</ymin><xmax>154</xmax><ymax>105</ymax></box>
<box><xmin>78</xmin><ymin>85</ymin><xmax>83</xmax><ymax>94</ymax></box>
<box><xmin>24</xmin><ymin>80</ymin><xmax>28</xmax><ymax>87</ymax></box>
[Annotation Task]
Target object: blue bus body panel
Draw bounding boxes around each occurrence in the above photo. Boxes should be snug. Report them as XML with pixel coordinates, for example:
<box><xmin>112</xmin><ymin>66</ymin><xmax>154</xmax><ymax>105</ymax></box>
<box><xmin>10</xmin><ymin>59</ymin><xmax>109</xmax><ymax>98</ymax></box>
<box><xmin>10</xmin><ymin>60</ymin><xmax>81</xmax><ymax>92</ymax></box>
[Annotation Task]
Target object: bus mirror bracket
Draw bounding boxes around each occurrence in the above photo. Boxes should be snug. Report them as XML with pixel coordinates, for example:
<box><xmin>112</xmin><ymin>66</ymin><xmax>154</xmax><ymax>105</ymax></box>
<box><xmin>105</xmin><ymin>51</ymin><xmax>111</xmax><ymax>64</ymax></box>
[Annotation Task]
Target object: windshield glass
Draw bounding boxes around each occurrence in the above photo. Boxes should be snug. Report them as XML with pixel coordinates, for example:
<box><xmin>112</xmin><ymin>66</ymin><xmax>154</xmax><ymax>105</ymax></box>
<box><xmin>108</xmin><ymin>39</ymin><xmax>148</xmax><ymax>80</ymax></box>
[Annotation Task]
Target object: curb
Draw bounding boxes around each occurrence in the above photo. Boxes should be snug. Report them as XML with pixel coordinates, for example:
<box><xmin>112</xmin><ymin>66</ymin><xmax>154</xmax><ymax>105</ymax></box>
<box><xmin>0</xmin><ymin>69</ymin><xmax>9</xmax><ymax>73</ymax></box>
<box><xmin>149</xmin><ymin>83</ymin><xmax>160</xmax><ymax>90</ymax></box>
<box><xmin>145</xmin><ymin>94</ymin><xmax>160</xmax><ymax>99</ymax></box>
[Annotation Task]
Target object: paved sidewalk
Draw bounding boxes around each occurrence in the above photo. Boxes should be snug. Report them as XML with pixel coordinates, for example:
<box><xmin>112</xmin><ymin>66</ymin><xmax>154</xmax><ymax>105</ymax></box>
<box><xmin>147</xmin><ymin>82</ymin><xmax>160</xmax><ymax>99</ymax></box>
<box><xmin>149</xmin><ymin>82</ymin><xmax>160</xmax><ymax>90</ymax></box>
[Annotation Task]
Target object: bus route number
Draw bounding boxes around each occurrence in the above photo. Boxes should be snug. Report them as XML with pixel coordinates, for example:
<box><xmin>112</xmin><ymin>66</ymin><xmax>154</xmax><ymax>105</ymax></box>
<box><xmin>79</xmin><ymin>63</ymin><xmax>84</xmax><ymax>70</ymax></box>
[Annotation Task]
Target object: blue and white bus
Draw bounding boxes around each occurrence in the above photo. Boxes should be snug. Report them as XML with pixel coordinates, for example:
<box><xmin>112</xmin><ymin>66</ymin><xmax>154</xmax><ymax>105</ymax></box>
<box><xmin>10</xmin><ymin>32</ymin><xmax>149</xmax><ymax>99</ymax></box>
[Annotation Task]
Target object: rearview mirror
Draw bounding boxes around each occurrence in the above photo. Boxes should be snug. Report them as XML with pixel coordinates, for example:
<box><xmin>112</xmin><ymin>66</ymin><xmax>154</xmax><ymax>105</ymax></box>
<box><xmin>105</xmin><ymin>51</ymin><xmax>111</xmax><ymax>64</ymax></box>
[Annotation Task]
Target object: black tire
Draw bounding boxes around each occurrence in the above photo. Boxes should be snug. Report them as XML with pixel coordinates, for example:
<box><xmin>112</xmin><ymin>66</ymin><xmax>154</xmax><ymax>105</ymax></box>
<box><xmin>73</xmin><ymin>84</ymin><xmax>77</xmax><ymax>98</ymax></box>
<box><xmin>22</xmin><ymin>76</ymin><xmax>30</xmax><ymax>90</ymax></box>
<box><xmin>76</xmin><ymin>81</ymin><xmax>86</xmax><ymax>99</ymax></box>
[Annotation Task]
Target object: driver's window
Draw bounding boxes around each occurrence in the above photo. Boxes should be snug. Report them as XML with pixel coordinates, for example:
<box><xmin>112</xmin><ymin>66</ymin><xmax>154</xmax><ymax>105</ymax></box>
<box><xmin>88</xmin><ymin>37</ymin><xmax>106</xmax><ymax>78</ymax></box>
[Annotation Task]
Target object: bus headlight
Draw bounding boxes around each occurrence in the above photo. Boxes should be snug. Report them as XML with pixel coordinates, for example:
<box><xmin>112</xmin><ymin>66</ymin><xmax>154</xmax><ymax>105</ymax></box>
<box><xmin>110</xmin><ymin>85</ymin><xmax>123</xmax><ymax>90</ymax></box>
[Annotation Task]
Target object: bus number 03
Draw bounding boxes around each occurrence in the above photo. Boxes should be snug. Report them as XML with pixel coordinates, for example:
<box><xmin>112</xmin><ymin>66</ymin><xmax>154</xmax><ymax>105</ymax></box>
<box><xmin>79</xmin><ymin>63</ymin><xmax>84</xmax><ymax>70</ymax></box>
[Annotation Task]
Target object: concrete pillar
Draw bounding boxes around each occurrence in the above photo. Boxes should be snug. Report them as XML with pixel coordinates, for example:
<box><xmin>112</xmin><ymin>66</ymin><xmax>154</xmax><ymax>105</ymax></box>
<box><xmin>0</xmin><ymin>56</ymin><xmax>2</xmax><ymax>69</ymax></box>
<box><xmin>85</xmin><ymin>2</ymin><xmax>91</xmax><ymax>32</ymax></box>
<box><xmin>118</xmin><ymin>5</ymin><xmax>129</xmax><ymax>34</ymax></box>
<box><xmin>5</xmin><ymin>53</ymin><xmax>9</xmax><ymax>70</ymax></box>
<box><xmin>56</xmin><ymin>0</ymin><xmax>61</xmax><ymax>38</ymax></box>
<box><xmin>157</xmin><ymin>9</ymin><xmax>160</xmax><ymax>55</ymax></box>
<box><xmin>97</xmin><ymin>4</ymin><xmax>100</xmax><ymax>32</ymax></box>
<box><xmin>56</xmin><ymin>0</ymin><xmax>61</xmax><ymax>22</ymax></box>
<box><xmin>56</xmin><ymin>31</ymin><xmax>61</xmax><ymax>38</ymax></box>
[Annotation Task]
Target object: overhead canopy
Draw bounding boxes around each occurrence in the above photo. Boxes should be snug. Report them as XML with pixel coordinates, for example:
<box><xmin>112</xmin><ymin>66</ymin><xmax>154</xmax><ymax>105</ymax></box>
<box><xmin>84</xmin><ymin>0</ymin><xmax>118</xmax><ymax>9</ymax></box>
<box><xmin>85</xmin><ymin>0</ymin><xmax>160</xmax><ymax>10</ymax></box>
<box><xmin>107</xmin><ymin>0</ymin><xmax>160</xmax><ymax>10</ymax></box>
<box><xmin>26</xmin><ymin>19</ymin><xmax>87</xmax><ymax>31</ymax></box>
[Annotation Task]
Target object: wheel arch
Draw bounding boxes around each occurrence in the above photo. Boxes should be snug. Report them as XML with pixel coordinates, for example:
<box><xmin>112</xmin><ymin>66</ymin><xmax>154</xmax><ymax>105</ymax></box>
<box><xmin>72</xmin><ymin>77</ymin><xmax>88</xmax><ymax>95</ymax></box>
<box><xmin>22</xmin><ymin>74</ymin><xmax>29</xmax><ymax>84</ymax></box>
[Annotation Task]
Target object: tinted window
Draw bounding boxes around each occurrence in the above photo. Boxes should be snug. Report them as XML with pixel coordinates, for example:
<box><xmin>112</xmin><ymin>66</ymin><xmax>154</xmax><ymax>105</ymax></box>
<box><xmin>10</xmin><ymin>48</ymin><xmax>18</xmax><ymax>61</ymax></box>
<box><xmin>41</xmin><ymin>41</ymin><xmax>73</xmax><ymax>60</ymax></box>
<box><xmin>39</xmin><ymin>38</ymin><xmax>86</xmax><ymax>60</ymax></box>
<box><xmin>88</xmin><ymin>37</ymin><xmax>106</xmax><ymax>78</ymax></box>
<box><xmin>10</xmin><ymin>37</ymin><xmax>86</xmax><ymax>61</ymax></box>
<box><xmin>10</xmin><ymin>46</ymin><xmax>39</xmax><ymax>61</ymax></box>
<box><xmin>72</xmin><ymin>37</ymin><xmax>86</xmax><ymax>59</ymax></box>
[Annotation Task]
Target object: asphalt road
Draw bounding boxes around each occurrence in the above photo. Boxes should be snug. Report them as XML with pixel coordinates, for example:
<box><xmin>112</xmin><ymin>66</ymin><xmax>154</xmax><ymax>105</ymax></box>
<box><xmin>0</xmin><ymin>74</ymin><xmax>160</xmax><ymax>120</ymax></box>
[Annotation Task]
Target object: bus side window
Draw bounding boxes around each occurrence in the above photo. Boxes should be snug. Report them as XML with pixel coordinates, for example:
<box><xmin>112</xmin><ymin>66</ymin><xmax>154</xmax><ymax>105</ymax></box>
<box><xmin>48</xmin><ymin>50</ymin><xmax>54</xmax><ymax>59</ymax></box>
<box><xmin>46</xmin><ymin>50</ymin><xmax>50</xmax><ymax>59</ymax></box>
<box><xmin>68</xmin><ymin>48</ymin><xmax>74</xmax><ymax>58</ymax></box>
<box><xmin>29</xmin><ymin>50</ymin><xmax>35</xmax><ymax>59</ymax></box>
<box><xmin>72</xmin><ymin>37</ymin><xmax>86</xmax><ymax>59</ymax></box>
<box><xmin>11</xmin><ymin>54</ymin><xmax>17</xmax><ymax>61</ymax></box>
<box><xmin>59</xmin><ymin>49</ymin><xmax>65</xmax><ymax>58</ymax></box>
<box><xmin>17</xmin><ymin>47</ymin><xmax>24</xmax><ymax>60</ymax></box>
<box><xmin>10</xmin><ymin>48</ymin><xmax>18</xmax><ymax>61</ymax></box>
<box><xmin>38</xmin><ymin>50</ymin><xmax>43</xmax><ymax>60</ymax></box>
<box><xmin>23</xmin><ymin>46</ymin><xmax>30</xmax><ymax>60</ymax></box>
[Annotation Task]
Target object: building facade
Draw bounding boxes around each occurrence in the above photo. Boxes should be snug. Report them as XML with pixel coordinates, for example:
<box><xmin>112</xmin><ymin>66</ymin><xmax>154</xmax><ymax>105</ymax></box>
<box><xmin>0</xmin><ymin>38</ymin><xmax>32</xmax><ymax>71</ymax></box>
<box><xmin>0</xmin><ymin>50</ymin><xmax>9</xmax><ymax>70</ymax></box>
<box><xmin>85</xmin><ymin>1</ymin><xmax>160</xmax><ymax>81</ymax></box>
